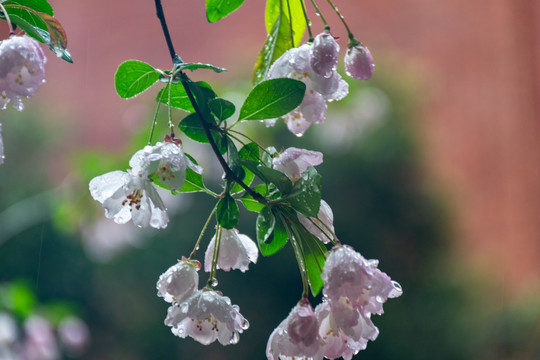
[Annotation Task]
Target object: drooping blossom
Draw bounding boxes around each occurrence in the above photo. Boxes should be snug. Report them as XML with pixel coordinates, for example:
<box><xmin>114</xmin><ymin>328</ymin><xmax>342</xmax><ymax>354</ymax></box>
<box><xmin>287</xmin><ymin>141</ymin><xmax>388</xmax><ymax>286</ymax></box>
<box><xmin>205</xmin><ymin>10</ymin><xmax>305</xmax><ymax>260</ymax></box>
<box><xmin>204</xmin><ymin>228</ymin><xmax>258</xmax><ymax>273</ymax></box>
<box><xmin>322</xmin><ymin>245</ymin><xmax>402</xmax><ymax>314</ymax></box>
<box><xmin>297</xmin><ymin>199</ymin><xmax>334</xmax><ymax>244</ymax></box>
<box><xmin>157</xmin><ymin>258</ymin><xmax>200</xmax><ymax>303</ymax></box>
<box><xmin>266</xmin><ymin>301</ymin><xmax>323</xmax><ymax>360</ymax></box>
<box><xmin>344</xmin><ymin>43</ymin><xmax>375</xmax><ymax>80</ymax></box>
<box><xmin>0</xmin><ymin>123</ymin><xmax>4</xmax><ymax>165</ymax></box>
<box><xmin>315</xmin><ymin>300</ymin><xmax>379</xmax><ymax>360</ymax></box>
<box><xmin>130</xmin><ymin>141</ymin><xmax>202</xmax><ymax>191</ymax></box>
<box><xmin>0</xmin><ymin>35</ymin><xmax>46</xmax><ymax>111</ymax></box>
<box><xmin>165</xmin><ymin>290</ymin><xmax>249</xmax><ymax>345</ymax></box>
<box><xmin>310</xmin><ymin>32</ymin><xmax>340</xmax><ymax>78</ymax></box>
<box><xmin>266</xmin><ymin>41</ymin><xmax>349</xmax><ymax>136</ymax></box>
<box><xmin>89</xmin><ymin>169</ymin><xmax>168</xmax><ymax>229</ymax></box>
<box><xmin>272</xmin><ymin>147</ymin><xmax>323</xmax><ymax>183</ymax></box>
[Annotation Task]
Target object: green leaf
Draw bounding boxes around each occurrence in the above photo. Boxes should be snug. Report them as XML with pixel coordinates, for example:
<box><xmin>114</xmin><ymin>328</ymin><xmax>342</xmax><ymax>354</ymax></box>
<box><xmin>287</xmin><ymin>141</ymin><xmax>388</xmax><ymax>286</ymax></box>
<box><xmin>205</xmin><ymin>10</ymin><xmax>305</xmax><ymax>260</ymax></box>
<box><xmin>239</xmin><ymin>78</ymin><xmax>305</xmax><ymax>120</ymax></box>
<box><xmin>239</xmin><ymin>184</ymin><xmax>267</xmax><ymax>212</ymax></box>
<box><xmin>253</xmin><ymin>12</ymin><xmax>291</xmax><ymax>84</ymax></box>
<box><xmin>177</xmin><ymin>62</ymin><xmax>227</xmax><ymax>73</ymax></box>
<box><xmin>157</xmin><ymin>81</ymin><xmax>215</xmax><ymax>112</ymax></box>
<box><xmin>2</xmin><ymin>282</ymin><xmax>36</xmax><ymax>317</ymax></box>
<box><xmin>216</xmin><ymin>194</ymin><xmax>239</xmax><ymax>229</ymax></box>
<box><xmin>206</xmin><ymin>0</ymin><xmax>245</xmax><ymax>22</ymax></box>
<box><xmin>240</xmin><ymin>159</ymin><xmax>292</xmax><ymax>194</ymax></box>
<box><xmin>256</xmin><ymin>206</ymin><xmax>275</xmax><ymax>244</ymax></box>
<box><xmin>3</xmin><ymin>0</ymin><xmax>53</xmax><ymax>15</ymax></box>
<box><xmin>209</xmin><ymin>98</ymin><xmax>236</xmax><ymax>121</ymax></box>
<box><xmin>286</xmin><ymin>167</ymin><xmax>322</xmax><ymax>217</ymax></box>
<box><xmin>301</xmin><ymin>233</ymin><xmax>326</xmax><ymax>296</ymax></box>
<box><xmin>227</xmin><ymin>139</ymin><xmax>245</xmax><ymax>181</ymax></box>
<box><xmin>179</xmin><ymin>113</ymin><xmax>210</xmax><ymax>143</ymax></box>
<box><xmin>265</xmin><ymin>0</ymin><xmax>306</xmax><ymax>47</ymax></box>
<box><xmin>115</xmin><ymin>60</ymin><xmax>160</xmax><ymax>99</ymax></box>
<box><xmin>232</xmin><ymin>142</ymin><xmax>259</xmax><ymax>193</ymax></box>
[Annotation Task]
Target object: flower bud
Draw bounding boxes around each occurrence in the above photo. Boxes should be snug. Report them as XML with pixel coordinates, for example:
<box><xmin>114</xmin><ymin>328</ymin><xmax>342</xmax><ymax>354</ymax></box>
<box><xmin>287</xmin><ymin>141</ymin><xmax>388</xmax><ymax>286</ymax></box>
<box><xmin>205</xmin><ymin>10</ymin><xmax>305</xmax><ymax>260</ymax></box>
<box><xmin>344</xmin><ymin>43</ymin><xmax>374</xmax><ymax>80</ymax></box>
<box><xmin>310</xmin><ymin>32</ymin><xmax>339</xmax><ymax>78</ymax></box>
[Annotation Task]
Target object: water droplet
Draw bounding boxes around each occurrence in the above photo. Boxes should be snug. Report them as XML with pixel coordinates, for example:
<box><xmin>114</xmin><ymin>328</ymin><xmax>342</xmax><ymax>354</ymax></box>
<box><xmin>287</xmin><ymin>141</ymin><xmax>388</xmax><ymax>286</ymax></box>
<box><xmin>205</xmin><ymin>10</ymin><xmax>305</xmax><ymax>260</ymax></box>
<box><xmin>392</xmin><ymin>281</ymin><xmax>402</xmax><ymax>292</ymax></box>
<box><xmin>241</xmin><ymin>319</ymin><xmax>250</xmax><ymax>330</ymax></box>
<box><xmin>209</xmin><ymin>278</ymin><xmax>218</xmax><ymax>287</ymax></box>
<box><xmin>180</xmin><ymin>303</ymin><xmax>189</xmax><ymax>313</ymax></box>
<box><xmin>229</xmin><ymin>332</ymin><xmax>240</xmax><ymax>344</ymax></box>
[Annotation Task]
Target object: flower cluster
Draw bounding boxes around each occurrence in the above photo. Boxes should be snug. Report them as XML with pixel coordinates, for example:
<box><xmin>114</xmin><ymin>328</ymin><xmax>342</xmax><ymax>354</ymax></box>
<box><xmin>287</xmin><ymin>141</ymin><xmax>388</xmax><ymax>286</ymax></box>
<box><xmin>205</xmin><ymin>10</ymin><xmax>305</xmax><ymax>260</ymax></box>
<box><xmin>0</xmin><ymin>35</ymin><xmax>47</xmax><ymax>111</ymax></box>
<box><xmin>267</xmin><ymin>245</ymin><xmax>402</xmax><ymax>360</ymax></box>
<box><xmin>89</xmin><ymin>140</ymin><xmax>202</xmax><ymax>228</ymax></box>
<box><xmin>265</xmin><ymin>32</ymin><xmax>374</xmax><ymax>136</ymax></box>
<box><xmin>156</xmin><ymin>258</ymin><xmax>250</xmax><ymax>345</ymax></box>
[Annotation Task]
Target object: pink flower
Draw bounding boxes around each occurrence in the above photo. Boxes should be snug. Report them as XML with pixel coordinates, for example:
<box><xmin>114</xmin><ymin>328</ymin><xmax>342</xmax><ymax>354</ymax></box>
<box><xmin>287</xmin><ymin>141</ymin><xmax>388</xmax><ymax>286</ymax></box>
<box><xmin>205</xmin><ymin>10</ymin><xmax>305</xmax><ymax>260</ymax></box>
<box><xmin>0</xmin><ymin>35</ymin><xmax>46</xmax><ymax>111</ymax></box>
<box><xmin>266</xmin><ymin>43</ymin><xmax>348</xmax><ymax>136</ymax></box>
<box><xmin>322</xmin><ymin>246</ymin><xmax>402</xmax><ymax>315</ymax></box>
<box><xmin>297</xmin><ymin>200</ymin><xmax>334</xmax><ymax>244</ymax></box>
<box><xmin>310</xmin><ymin>32</ymin><xmax>340</xmax><ymax>78</ymax></box>
<box><xmin>165</xmin><ymin>290</ymin><xmax>249</xmax><ymax>345</ymax></box>
<box><xmin>204</xmin><ymin>228</ymin><xmax>258</xmax><ymax>272</ymax></box>
<box><xmin>157</xmin><ymin>259</ymin><xmax>200</xmax><ymax>303</ymax></box>
<box><xmin>272</xmin><ymin>147</ymin><xmax>323</xmax><ymax>183</ymax></box>
<box><xmin>266</xmin><ymin>302</ymin><xmax>323</xmax><ymax>360</ymax></box>
<box><xmin>344</xmin><ymin>43</ymin><xmax>375</xmax><ymax>80</ymax></box>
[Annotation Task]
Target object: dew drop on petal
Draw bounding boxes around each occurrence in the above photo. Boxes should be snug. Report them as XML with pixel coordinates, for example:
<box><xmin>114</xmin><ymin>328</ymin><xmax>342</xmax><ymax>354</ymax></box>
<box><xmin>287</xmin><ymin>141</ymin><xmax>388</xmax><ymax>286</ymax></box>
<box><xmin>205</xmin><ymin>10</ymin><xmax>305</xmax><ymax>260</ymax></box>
<box><xmin>229</xmin><ymin>332</ymin><xmax>240</xmax><ymax>344</ymax></box>
<box><xmin>241</xmin><ymin>319</ymin><xmax>250</xmax><ymax>330</ymax></box>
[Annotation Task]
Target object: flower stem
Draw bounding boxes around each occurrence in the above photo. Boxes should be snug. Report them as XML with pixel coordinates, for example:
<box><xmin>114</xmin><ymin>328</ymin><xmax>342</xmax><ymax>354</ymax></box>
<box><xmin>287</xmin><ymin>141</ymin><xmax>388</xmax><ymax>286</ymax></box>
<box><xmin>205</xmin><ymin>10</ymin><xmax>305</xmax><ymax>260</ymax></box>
<box><xmin>167</xmin><ymin>76</ymin><xmax>175</xmax><ymax>136</ymax></box>
<box><xmin>153</xmin><ymin>0</ymin><xmax>267</xmax><ymax>206</ymax></box>
<box><xmin>0</xmin><ymin>3</ymin><xmax>14</xmax><ymax>34</ymax></box>
<box><xmin>148</xmin><ymin>87</ymin><xmax>167</xmax><ymax>145</ymax></box>
<box><xmin>325</xmin><ymin>0</ymin><xmax>354</xmax><ymax>41</ymax></box>
<box><xmin>284</xmin><ymin>0</ymin><xmax>295</xmax><ymax>47</ymax></box>
<box><xmin>299</xmin><ymin>0</ymin><xmax>314</xmax><ymax>42</ymax></box>
<box><xmin>308</xmin><ymin>0</ymin><xmax>329</xmax><ymax>31</ymax></box>
<box><xmin>189</xmin><ymin>203</ymin><xmax>218</xmax><ymax>260</ymax></box>
<box><xmin>208</xmin><ymin>225</ymin><xmax>222</xmax><ymax>287</ymax></box>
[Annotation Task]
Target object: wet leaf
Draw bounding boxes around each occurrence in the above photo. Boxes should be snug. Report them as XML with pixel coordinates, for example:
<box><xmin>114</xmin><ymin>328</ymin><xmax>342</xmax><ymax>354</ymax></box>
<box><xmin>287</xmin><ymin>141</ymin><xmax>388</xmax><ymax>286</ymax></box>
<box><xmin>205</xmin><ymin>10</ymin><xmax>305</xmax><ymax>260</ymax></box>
<box><xmin>115</xmin><ymin>60</ymin><xmax>160</xmax><ymax>99</ymax></box>
<box><xmin>216</xmin><ymin>194</ymin><xmax>239</xmax><ymax>229</ymax></box>
<box><xmin>206</xmin><ymin>0</ymin><xmax>245</xmax><ymax>22</ymax></box>
<box><xmin>177</xmin><ymin>62</ymin><xmax>227</xmax><ymax>73</ymax></box>
<box><xmin>286</xmin><ymin>167</ymin><xmax>322</xmax><ymax>217</ymax></box>
<box><xmin>209</xmin><ymin>98</ymin><xmax>236</xmax><ymax>121</ymax></box>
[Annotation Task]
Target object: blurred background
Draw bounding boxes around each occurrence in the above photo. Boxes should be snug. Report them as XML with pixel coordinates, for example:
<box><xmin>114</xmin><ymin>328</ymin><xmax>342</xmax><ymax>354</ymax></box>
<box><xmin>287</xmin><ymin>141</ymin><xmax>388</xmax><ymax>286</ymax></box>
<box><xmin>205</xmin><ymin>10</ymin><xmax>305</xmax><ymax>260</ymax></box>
<box><xmin>1</xmin><ymin>0</ymin><xmax>539</xmax><ymax>359</ymax></box>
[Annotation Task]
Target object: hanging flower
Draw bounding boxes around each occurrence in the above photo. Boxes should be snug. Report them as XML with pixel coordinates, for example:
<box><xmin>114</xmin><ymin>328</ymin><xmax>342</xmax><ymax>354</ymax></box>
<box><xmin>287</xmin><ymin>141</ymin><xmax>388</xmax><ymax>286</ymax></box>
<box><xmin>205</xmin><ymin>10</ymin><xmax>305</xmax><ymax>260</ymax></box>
<box><xmin>164</xmin><ymin>289</ymin><xmax>249</xmax><ymax>345</ymax></box>
<box><xmin>344</xmin><ymin>42</ymin><xmax>375</xmax><ymax>80</ymax></box>
<box><xmin>310</xmin><ymin>31</ymin><xmax>340</xmax><ymax>78</ymax></box>
<box><xmin>0</xmin><ymin>123</ymin><xmax>4</xmax><ymax>165</ymax></box>
<box><xmin>272</xmin><ymin>147</ymin><xmax>323</xmax><ymax>183</ymax></box>
<box><xmin>297</xmin><ymin>200</ymin><xmax>334</xmax><ymax>244</ymax></box>
<box><xmin>266</xmin><ymin>41</ymin><xmax>348</xmax><ymax>136</ymax></box>
<box><xmin>204</xmin><ymin>228</ymin><xmax>258</xmax><ymax>273</ymax></box>
<box><xmin>157</xmin><ymin>259</ymin><xmax>200</xmax><ymax>303</ymax></box>
<box><xmin>322</xmin><ymin>245</ymin><xmax>402</xmax><ymax>315</ymax></box>
<box><xmin>266</xmin><ymin>301</ymin><xmax>323</xmax><ymax>360</ymax></box>
<box><xmin>0</xmin><ymin>35</ymin><xmax>46</xmax><ymax>111</ymax></box>
<box><xmin>315</xmin><ymin>300</ymin><xmax>378</xmax><ymax>360</ymax></box>
<box><xmin>89</xmin><ymin>169</ymin><xmax>168</xmax><ymax>229</ymax></box>
<box><xmin>130</xmin><ymin>141</ymin><xmax>203</xmax><ymax>191</ymax></box>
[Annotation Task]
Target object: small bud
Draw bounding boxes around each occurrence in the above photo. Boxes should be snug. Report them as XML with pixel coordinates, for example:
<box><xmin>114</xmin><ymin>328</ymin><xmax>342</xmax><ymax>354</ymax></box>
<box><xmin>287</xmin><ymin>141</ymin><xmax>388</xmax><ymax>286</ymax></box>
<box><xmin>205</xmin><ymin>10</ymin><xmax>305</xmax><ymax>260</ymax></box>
<box><xmin>345</xmin><ymin>43</ymin><xmax>375</xmax><ymax>80</ymax></box>
<box><xmin>310</xmin><ymin>32</ymin><xmax>340</xmax><ymax>78</ymax></box>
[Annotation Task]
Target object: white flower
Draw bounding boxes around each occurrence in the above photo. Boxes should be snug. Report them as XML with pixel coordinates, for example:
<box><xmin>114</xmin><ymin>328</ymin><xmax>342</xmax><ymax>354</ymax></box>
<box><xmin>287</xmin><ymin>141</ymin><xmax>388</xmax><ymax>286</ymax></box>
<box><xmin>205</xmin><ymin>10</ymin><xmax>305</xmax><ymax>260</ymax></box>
<box><xmin>204</xmin><ymin>228</ymin><xmax>258</xmax><ymax>273</ymax></box>
<box><xmin>310</xmin><ymin>32</ymin><xmax>340</xmax><ymax>78</ymax></box>
<box><xmin>157</xmin><ymin>259</ymin><xmax>200</xmax><ymax>303</ymax></box>
<box><xmin>130</xmin><ymin>141</ymin><xmax>202</xmax><ymax>191</ymax></box>
<box><xmin>272</xmin><ymin>147</ymin><xmax>323</xmax><ymax>183</ymax></box>
<box><xmin>322</xmin><ymin>245</ymin><xmax>402</xmax><ymax>315</ymax></box>
<box><xmin>266</xmin><ymin>302</ymin><xmax>323</xmax><ymax>360</ymax></box>
<box><xmin>0</xmin><ymin>35</ymin><xmax>46</xmax><ymax>111</ymax></box>
<box><xmin>297</xmin><ymin>200</ymin><xmax>334</xmax><ymax>244</ymax></box>
<box><xmin>266</xmin><ymin>43</ymin><xmax>348</xmax><ymax>136</ymax></box>
<box><xmin>165</xmin><ymin>290</ymin><xmax>249</xmax><ymax>345</ymax></box>
<box><xmin>344</xmin><ymin>43</ymin><xmax>375</xmax><ymax>80</ymax></box>
<box><xmin>315</xmin><ymin>300</ymin><xmax>378</xmax><ymax>360</ymax></box>
<box><xmin>0</xmin><ymin>123</ymin><xmax>4</xmax><ymax>165</ymax></box>
<box><xmin>89</xmin><ymin>169</ymin><xmax>168</xmax><ymax>229</ymax></box>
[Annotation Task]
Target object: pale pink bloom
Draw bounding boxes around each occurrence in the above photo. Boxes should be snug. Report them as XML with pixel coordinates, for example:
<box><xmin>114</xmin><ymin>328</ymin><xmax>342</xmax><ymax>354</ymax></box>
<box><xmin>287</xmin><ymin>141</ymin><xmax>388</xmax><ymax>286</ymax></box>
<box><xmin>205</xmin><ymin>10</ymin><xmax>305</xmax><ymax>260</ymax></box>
<box><xmin>204</xmin><ymin>228</ymin><xmax>258</xmax><ymax>273</ymax></box>
<box><xmin>272</xmin><ymin>147</ymin><xmax>323</xmax><ymax>183</ymax></box>
<box><xmin>344</xmin><ymin>43</ymin><xmax>375</xmax><ymax>80</ymax></box>
<box><xmin>22</xmin><ymin>316</ymin><xmax>59</xmax><ymax>360</ymax></box>
<box><xmin>157</xmin><ymin>259</ymin><xmax>200</xmax><ymax>303</ymax></box>
<box><xmin>315</xmin><ymin>300</ymin><xmax>379</xmax><ymax>360</ymax></box>
<box><xmin>57</xmin><ymin>316</ymin><xmax>90</xmax><ymax>356</ymax></box>
<box><xmin>130</xmin><ymin>142</ymin><xmax>202</xmax><ymax>191</ymax></box>
<box><xmin>89</xmin><ymin>170</ymin><xmax>168</xmax><ymax>229</ymax></box>
<box><xmin>310</xmin><ymin>32</ymin><xmax>339</xmax><ymax>78</ymax></box>
<box><xmin>0</xmin><ymin>123</ymin><xmax>4</xmax><ymax>165</ymax></box>
<box><xmin>266</xmin><ymin>43</ymin><xmax>348</xmax><ymax>136</ymax></box>
<box><xmin>0</xmin><ymin>35</ymin><xmax>46</xmax><ymax>111</ymax></box>
<box><xmin>322</xmin><ymin>246</ymin><xmax>402</xmax><ymax>315</ymax></box>
<box><xmin>266</xmin><ymin>302</ymin><xmax>323</xmax><ymax>360</ymax></box>
<box><xmin>165</xmin><ymin>290</ymin><xmax>249</xmax><ymax>345</ymax></box>
<box><xmin>298</xmin><ymin>200</ymin><xmax>334</xmax><ymax>243</ymax></box>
